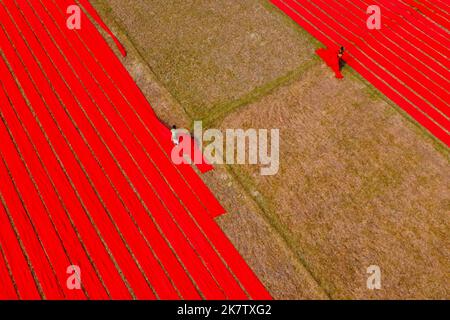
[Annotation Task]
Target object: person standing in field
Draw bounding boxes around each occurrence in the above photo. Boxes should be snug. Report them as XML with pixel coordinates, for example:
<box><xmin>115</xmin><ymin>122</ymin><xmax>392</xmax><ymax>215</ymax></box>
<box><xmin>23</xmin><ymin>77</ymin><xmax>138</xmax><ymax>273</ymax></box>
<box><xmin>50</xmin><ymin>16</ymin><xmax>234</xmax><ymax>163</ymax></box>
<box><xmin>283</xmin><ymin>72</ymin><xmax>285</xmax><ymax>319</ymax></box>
<box><xmin>316</xmin><ymin>45</ymin><xmax>345</xmax><ymax>79</ymax></box>
<box><xmin>171</xmin><ymin>125</ymin><xmax>179</xmax><ymax>145</ymax></box>
<box><xmin>338</xmin><ymin>46</ymin><xmax>346</xmax><ymax>71</ymax></box>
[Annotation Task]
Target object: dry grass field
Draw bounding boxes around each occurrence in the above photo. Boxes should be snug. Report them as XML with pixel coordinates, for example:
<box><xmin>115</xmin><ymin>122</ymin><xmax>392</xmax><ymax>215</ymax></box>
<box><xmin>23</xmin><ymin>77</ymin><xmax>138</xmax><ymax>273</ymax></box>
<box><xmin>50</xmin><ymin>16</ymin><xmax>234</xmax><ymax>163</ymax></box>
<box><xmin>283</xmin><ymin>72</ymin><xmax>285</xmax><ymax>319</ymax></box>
<box><xmin>93</xmin><ymin>0</ymin><xmax>316</xmax><ymax>122</ymax></box>
<box><xmin>219</xmin><ymin>64</ymin><xmax>450</xmax><ymax>299</ymax></box>
<box><xmin>92</xmin><ymin>0</ymin><xmax>449</xmax><ymax>299</ymax></box>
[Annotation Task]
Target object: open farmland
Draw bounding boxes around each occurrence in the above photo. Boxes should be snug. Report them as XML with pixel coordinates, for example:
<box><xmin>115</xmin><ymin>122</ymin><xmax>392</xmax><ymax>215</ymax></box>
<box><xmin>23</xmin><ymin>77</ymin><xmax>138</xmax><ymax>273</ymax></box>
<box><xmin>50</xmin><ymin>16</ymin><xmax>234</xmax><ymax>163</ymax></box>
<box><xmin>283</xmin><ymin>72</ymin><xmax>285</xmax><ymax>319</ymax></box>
<box><xmin>0</xmin><ymin>0</ymin><xmax>448</xmax><ymax>300</ymax></box>
<box><xmin>92</xmin><ymin>0</ymin><xmax>449</xmax><ymax>299</ymax></box>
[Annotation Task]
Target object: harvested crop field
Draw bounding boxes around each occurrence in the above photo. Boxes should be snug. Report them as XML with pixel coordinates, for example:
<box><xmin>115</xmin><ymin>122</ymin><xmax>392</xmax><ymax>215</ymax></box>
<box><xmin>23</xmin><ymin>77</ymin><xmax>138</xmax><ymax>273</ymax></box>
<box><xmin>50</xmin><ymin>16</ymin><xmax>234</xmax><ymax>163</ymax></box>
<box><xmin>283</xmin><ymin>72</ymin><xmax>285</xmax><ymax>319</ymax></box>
<box><xmin>94</xmin><ymin>0</ymin><xmax>316</xmax><ymax>121</ymax></box>
<box><xmin>218</xmin><ymin>64</ymin><xmax>450</xmax><ymax>299</ymax></box>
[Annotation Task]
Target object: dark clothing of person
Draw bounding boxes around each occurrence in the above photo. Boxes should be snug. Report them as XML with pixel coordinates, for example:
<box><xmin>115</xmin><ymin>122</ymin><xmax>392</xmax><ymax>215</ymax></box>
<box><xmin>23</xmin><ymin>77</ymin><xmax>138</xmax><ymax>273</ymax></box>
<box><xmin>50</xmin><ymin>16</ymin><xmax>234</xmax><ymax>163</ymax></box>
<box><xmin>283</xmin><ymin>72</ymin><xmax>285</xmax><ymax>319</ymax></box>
<box><xmin>338</xmin><ymin>57</ymin><xmax>346</xmax><ymax>71</ymax></box>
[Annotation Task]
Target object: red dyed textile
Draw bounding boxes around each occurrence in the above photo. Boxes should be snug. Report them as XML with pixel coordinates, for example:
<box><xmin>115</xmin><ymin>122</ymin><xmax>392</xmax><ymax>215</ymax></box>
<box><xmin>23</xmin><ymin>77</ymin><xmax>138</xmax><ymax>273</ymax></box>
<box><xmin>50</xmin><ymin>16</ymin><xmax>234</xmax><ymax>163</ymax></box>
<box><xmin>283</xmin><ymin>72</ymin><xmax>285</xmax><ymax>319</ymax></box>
<box><xmin>316</xmin><ymin>47</ymin><xmax>344</xmax><ymax>79</ymax></box>
<box><xmin>0</xmin><ymin>0</ymin><xmax>270</xmax><ymax>300</ymax></box>
<box><xmin>272</xmin><ymin>0</ymin><xmax>450</xmax><ymax>147</ymax></box>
